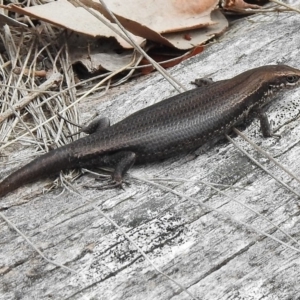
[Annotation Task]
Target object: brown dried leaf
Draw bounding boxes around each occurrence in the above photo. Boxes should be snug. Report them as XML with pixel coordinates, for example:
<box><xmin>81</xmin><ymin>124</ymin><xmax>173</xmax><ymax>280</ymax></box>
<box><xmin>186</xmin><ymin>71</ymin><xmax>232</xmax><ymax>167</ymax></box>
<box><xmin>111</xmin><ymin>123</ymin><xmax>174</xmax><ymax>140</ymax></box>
<box><xmin>8</xmin><ymin>0</ymin><xmax>222</xmax><ymax>50</ymax></box>
<box><xmin>68</xmin><ymin>35</ymin><xmax>136</xmax><ymax>73</ymax></box>
<box><xmin>162</xmin><ymin>10</ymin><xmax>228</xmax><ymax>50</ymax></box>
<box><xmin>140</xmin><ymin>46</ymin><xmax>204</xmax><ymax>75</ymax></box>
<box><xmin>79</xmin><ymin>0</ymin><xmax>220</xmax><ymax>48</ymax></box>
<box><xmin>222</xmin><ymin>0</ymin><xmax>262</xmax><ymax>10</ymax></box>
<box><xmin>98</xmin><ymin>0</ymin><xmax>219</xmax><ymax>33</ymax></box>
<box><xmin>8</xmin><ymin>0</ymin><xmax>144</xmax><ymax>49</ymax></box>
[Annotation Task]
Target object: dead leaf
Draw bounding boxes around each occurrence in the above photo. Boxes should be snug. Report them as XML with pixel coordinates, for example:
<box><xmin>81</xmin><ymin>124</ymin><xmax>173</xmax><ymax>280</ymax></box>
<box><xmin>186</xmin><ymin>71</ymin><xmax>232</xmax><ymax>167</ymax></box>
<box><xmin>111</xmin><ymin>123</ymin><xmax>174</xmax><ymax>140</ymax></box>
<box><xmin>8</xmin><ymin>0</ymin><xmax>145</xmax><ymax>49</ymax></box>
<box><xmin>5</xmin><ymin>0</ymin><xmax>228</xmax><ymax>76</ymax></box>
<box><xmin>162</xmin><ymin>10</ymin><xmax>228</xmax><ymax>50</ymax></box>
<box><xmin>68</xmin><ymin>35</ymin><xmax>136</xmax><ymax>73</ymax></box>
<box><xmin>78</xmin><ymin>0</ymin><xmax>220</xmax><ymax>48</ymax></box>
<box><xmin>140</xmin><ymin>46</ymin><xmax>204</xmax><ymax>75</ymax></box>
<box><xmin>8</xmin><ymin>0</ymin><xmax>222</xmax><ymax>50</ymax></box>
<box><xmin>222</xmin><ymin>0</ymin><xmax>262</xmax><ymax>10</ymax></box>
<box><xmin>92</xmin><ymin>0</ymin><xmax>219</xmax><ymax>33</ymax></box>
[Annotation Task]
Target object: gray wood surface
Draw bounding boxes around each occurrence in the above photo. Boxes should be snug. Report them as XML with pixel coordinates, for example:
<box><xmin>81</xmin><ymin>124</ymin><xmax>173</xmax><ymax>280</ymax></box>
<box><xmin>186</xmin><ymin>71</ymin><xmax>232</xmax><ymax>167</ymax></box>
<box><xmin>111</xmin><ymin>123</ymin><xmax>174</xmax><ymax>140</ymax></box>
<box><xmin>1</xmin><ymin>6</ymin><xmax>300</xmax><ymax>300</ymax></box>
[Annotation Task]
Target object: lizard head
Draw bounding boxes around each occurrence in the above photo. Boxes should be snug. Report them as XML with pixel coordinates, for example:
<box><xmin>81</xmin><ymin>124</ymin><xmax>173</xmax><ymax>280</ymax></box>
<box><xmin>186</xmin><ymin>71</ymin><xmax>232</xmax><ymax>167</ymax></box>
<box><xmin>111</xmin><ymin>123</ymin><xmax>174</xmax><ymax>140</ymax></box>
<box><xmin>262</xmin><ymin>65</ymin><xmax>300</xmax><ymax>95</ymax></box>
<box><xmin>237</xmin><ymin>65</ymin><xmax>300</xmax><ymax>109</ymax></box>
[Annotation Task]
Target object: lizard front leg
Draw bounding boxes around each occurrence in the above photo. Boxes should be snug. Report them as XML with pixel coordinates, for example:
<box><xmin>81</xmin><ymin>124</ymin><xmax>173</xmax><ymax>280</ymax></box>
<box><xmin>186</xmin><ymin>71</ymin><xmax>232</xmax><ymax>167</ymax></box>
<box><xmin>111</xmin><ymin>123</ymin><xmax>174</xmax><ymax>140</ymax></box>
<box><xmin>81</xmin><ymin>116</ymin><xmax>110</xmax><ymax>134</ymax></box>
<box><xmin>252</xmin><ymin>109</ymin><xmax>280</xmax><ymax>138</ymax></box>
<box><xmin>191</xmin><ymin>77</ymin><xmax>214</xmax><ymax>88</ymax></box>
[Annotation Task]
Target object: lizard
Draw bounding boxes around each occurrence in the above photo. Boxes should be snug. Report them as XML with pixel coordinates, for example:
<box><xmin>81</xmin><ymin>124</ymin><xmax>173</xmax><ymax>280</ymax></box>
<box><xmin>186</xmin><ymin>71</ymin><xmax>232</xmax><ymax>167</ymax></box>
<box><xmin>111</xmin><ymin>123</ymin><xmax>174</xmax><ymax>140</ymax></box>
<box><xmin>0</xmin><ymin>64</ymin><xmax>300</xmax><ymax>198</ymax></box>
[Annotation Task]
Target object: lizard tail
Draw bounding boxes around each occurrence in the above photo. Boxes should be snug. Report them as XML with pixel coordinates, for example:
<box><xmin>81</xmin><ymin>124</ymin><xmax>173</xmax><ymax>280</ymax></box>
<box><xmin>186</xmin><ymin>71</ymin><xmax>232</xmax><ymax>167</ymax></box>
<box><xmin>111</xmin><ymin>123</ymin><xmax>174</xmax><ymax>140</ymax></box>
<box><xmin>0</xmin><ymin>148</ymin><xmax>72</xmax><ymax>198</ymax></box>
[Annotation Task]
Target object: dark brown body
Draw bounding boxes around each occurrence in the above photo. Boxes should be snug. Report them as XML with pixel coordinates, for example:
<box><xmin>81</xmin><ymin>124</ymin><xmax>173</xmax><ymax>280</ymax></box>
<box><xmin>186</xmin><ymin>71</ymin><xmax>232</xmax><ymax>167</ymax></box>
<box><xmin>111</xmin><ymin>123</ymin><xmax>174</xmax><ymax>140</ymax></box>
<box><xmin>1</xmin><ymin>65</ymin><xmax>300</xmax><ymax>197</ymax></box>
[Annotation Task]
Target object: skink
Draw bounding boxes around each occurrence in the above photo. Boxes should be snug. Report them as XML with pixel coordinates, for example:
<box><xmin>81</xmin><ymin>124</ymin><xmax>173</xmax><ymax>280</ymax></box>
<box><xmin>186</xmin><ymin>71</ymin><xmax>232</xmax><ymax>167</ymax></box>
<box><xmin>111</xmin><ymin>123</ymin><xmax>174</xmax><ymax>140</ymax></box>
<box><xmin>1</xmin><ymin>65</ymin><xmax>300</xmax><ymax>197</ymax></box>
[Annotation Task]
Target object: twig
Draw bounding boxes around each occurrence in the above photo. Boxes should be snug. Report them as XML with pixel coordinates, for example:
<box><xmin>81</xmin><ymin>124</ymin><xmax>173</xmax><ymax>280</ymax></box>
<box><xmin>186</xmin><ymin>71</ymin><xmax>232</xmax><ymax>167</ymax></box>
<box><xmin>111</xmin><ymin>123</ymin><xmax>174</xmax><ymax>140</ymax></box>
<box><xmin>83</xmin><ymin>192</ymin><xmax>197</xmax><ymax>300</ymax></box>
<box><xmin>0</xmin><ymin>100</ymin><xmax>44</xmax><ymax>152</ymax></box>
<box><xmin>233</xmin><ymin>128</ymin><xmax>300</xmax><ymax>185</ymax></box>
<box><xmin>0</xmin><ymin>72</ymin><xmax>63</xmax><ymax>123</ymax></box>
<box><xmin>131</xmin><ymin>175</ymin><xmax>300</xmax><ymax>254</ymax></box>
<box><xmin>136</xmin><ymin>175</ymin><xmax>300</xmax><ymax>248</ymax></box>
<box><xmin>269</xmin><ymin>0</ymin><xmax>300</xmax><ymax>14</ymax></box>
<box><xmin>0</xmin><ymin>54</ymin><xmax>135</xmax><ymax>150</ymax></box>
<box><xmin>74</xmin><ymin>0</ymin><xmax>185</xmax><ymax>93</ymax></box>
<box><xmin>0</xmin><ymin>211</ymin><xmax>77</xmax><ymax>274</ymax></box>
<box><xmin>226</xmin><ymin>134</ymin><xmax>300</xmax><ymax>199</ymax></box>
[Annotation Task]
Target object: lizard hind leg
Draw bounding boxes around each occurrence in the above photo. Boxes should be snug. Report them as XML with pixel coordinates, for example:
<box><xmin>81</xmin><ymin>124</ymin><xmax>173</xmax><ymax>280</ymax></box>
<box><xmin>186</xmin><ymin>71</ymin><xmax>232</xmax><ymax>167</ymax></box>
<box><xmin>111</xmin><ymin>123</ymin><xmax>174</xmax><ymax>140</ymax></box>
<box><xmin>85</xmin><ymin>151</ymin><xmax>136</xmax><ymax>190</ymax></box>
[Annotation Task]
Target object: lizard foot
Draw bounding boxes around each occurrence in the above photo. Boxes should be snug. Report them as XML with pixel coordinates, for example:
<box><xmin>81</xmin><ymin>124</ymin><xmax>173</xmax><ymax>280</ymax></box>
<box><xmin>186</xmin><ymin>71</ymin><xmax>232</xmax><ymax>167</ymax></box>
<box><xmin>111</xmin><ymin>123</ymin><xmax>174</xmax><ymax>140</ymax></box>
<box><xmin>84</xmin><ymin>178</ymin><xmax>130</xmax><ymax>190</ymax></box>
<box><xmin>269</xmin><ymin>120</ymin><xmax>281</xmax><ymax>139</ymax></box>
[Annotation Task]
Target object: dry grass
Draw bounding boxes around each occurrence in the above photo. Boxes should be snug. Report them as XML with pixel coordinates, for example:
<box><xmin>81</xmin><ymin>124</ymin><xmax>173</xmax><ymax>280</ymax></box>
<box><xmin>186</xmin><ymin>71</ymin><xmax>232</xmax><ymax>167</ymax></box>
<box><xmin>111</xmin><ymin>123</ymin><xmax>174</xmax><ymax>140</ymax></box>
<box><xmin>0</xmin><ymin>23</ymin><xmax>79</xmax><ymax>148</ymax></box>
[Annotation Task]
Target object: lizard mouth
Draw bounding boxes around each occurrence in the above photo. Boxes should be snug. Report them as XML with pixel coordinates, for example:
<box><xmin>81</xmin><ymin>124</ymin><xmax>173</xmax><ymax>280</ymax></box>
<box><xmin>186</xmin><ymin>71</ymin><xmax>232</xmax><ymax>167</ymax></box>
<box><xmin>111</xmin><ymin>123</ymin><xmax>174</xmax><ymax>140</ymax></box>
<box><xmin>264</xmin><ymin>84</ymin><xmax>284</xmax><ymax>97</ymax></box>
<box><xmin>266</xmin><ymin>80</ymin><xmax>300</xmax><ymax>97</ymax></box>
<box><xmin>261</xmin><ymin>80</ymin><xmax>300</xmax><ymax>108</ymax></box>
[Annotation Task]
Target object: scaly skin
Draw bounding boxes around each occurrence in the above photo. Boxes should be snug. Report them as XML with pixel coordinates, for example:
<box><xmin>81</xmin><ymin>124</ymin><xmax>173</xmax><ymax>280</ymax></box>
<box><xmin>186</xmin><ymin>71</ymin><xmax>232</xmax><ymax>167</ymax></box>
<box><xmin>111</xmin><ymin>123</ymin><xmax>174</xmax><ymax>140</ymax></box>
<box><xmin>1</xmin><ymin>65</ymin><xmax>300</xmax><ymax>197</ymax></box>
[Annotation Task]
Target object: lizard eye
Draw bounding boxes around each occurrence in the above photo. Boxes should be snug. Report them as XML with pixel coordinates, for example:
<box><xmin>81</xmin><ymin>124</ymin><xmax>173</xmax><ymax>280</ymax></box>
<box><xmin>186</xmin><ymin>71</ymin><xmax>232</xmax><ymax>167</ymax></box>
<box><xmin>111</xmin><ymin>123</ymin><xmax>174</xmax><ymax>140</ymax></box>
<box><xmin>286</xmin><ymin>75</ymin><xmax>299</xmax><ymax>84</ymax></box>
